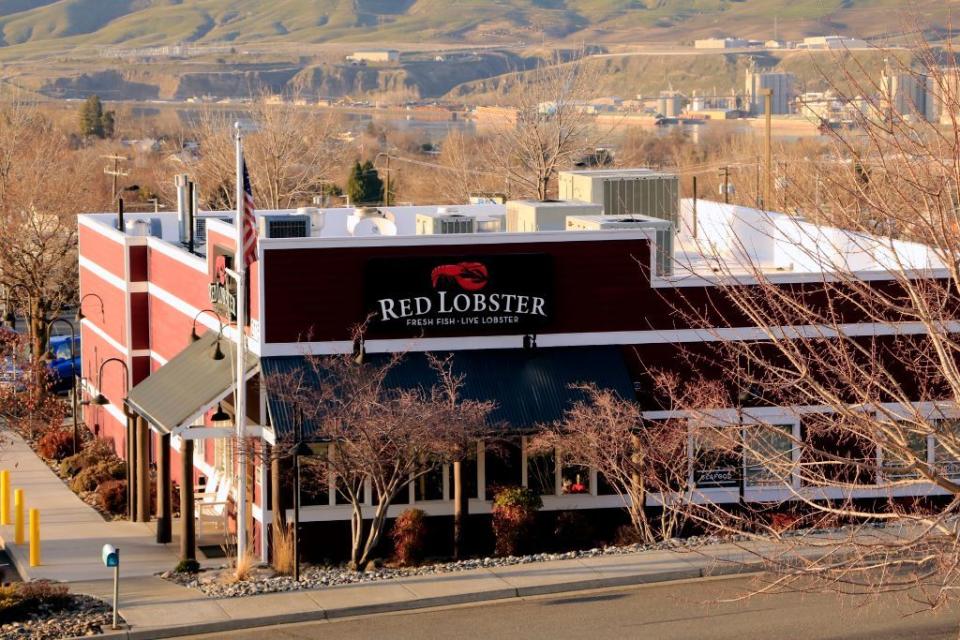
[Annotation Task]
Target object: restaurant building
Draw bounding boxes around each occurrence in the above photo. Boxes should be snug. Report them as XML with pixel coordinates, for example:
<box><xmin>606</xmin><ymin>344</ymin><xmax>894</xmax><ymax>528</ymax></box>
<box><xmin>76</xmin><ymin>168</ymin><xmax>947</xmax><ymax>560</ymax></box>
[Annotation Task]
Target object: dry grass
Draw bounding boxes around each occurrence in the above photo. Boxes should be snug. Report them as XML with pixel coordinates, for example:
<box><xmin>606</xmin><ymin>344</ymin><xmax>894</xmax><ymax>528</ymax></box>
<box><xmin>272</xmin><ymin>523</ymin><xmax>295</xmax><ymax>576</ymax></box>
<box><xmin>220</xmin><ymin>538</ymin><xmax>259</xmax><ymax>584</ymax></box>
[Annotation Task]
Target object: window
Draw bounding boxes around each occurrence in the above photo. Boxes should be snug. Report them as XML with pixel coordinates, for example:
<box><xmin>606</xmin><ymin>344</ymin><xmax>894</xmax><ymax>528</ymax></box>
<box><xmin>297</xmin><ymin>450</ymin><xmax>330</xmax><ymax>507</ymax></box>
<box><xmin>485</xmin><ymin>438</ymin><xmax>522</xmax><ymax>497</ymax></box>
<box><xmin>560</xmin><ymin>461</ymin><xmax>590</xmax><ymax>495</ymax></box>
<box><xmin>414</xmin><ymin>464</ymin><xmax>446</xmax><ymax>502</ymax></box>
<box><xmin>934</xmin><ymin>419</ymin><xmax>960</xmax><ymax>478</ymax></box>
<box><xmin>692</xmin><ymin>429</ymin><xmax>741</xmax><ymax>489</ymax></box>
<box><xmin>800</xmin><ymin>416</ymin><xmax>876</xmax><ymax>486</ymax></box>
<box><xmin>744</xmin><ymin>424</ymin><xmax>793</xmax><ymax>487</ymax></box>
<box><xmin>335</xmin><ymin>475</ymin><xmax>364</xmax><ymax>506</ymax></box>
<box><xmin>882</xmin><ymin>424</ymin><xmax>927</xmax><ymax>481</ymax></box>
<box><xmin>526</xmin><ymin>446</ymin><xmax>556</xmax><ymax>496</ymax></box>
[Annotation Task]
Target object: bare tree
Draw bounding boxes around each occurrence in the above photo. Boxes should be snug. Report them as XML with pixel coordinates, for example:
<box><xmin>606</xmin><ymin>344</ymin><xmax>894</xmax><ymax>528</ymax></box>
<box><xmin>652</xmin><ymin>35</ymin><xmax>960</xmax><ymax>610</ymax></box>
<box><xmin>266</xmin><ymin>347</ymin><xmax>493</xmax><ymax>570</ymax></box>
<box><xmin>534</xmin><ymin>383</ymin><xmax>698</xmax><ymax>544</ymax></box>
<box><xmin>184</xmin><ymin>95</ymin><xmax>345</xmax><ymax>210</ymax></box>
<box><xmin>484</xmin><ymin>51</ymin><xmax>605</xmax><ymax>200</ymax></box>
<box><xmin>0</xmin><ymin>103</ymin><xmax>104</xmax><ymax>357</ymax></box>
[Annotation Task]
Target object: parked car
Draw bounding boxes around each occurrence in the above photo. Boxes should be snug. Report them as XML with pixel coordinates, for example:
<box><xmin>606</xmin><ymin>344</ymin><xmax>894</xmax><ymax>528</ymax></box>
<box><xmin>0</xmin><ymin>333</ymin><xmax>80</xmax><ymax>394</ymax></box>
<box><xmin>45</xmin><ymin>334</ymin><xmax>80</xmax><ymax>393</ymax></box>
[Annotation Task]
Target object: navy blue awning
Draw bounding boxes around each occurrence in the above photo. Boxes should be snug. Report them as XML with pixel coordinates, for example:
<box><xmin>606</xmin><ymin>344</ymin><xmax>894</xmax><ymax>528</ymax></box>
<box><xmin>262</xmin><ymin>346</ymin><xmax>636</xmax><ymax>440</ymax></box>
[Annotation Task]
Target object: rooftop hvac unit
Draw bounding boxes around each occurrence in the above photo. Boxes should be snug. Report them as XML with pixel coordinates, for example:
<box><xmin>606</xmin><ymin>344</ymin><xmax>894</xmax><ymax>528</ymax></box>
<box><xmin>297</xmin><ymin>207</ymin><xmax>325</xmax><ymax>235</ymax></box>
<box><xmin>564</xmin><ymin>214</ymin><xmax>674</xmax><ymax>277</ymax></box>
<box><xmin>558</xmin><ymin>169</ymin><xmax>679</xmax><ymax>227</ymax></box>
<box><xmin>506</xmin><ymin>200</ymin><xmax>603</xmax><ymax>232</ymax></box>
<box><xmin>194</xmin><ymin>216</ymin><xmax>232</xmax><ymax>244</ymax></box>
<box><xmin>258</xmin><ymin>214</ymin><xmax>310</xmax><ymax>239</ymax></box>
<box><xmin>416</xmin><ymin>210</ymin><xmax>476</xmax><ymax>235</ymax></box>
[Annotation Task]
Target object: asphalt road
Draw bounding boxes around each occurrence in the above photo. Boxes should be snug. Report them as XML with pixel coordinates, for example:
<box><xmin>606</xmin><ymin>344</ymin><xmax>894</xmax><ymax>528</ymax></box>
<box><xmin>183</xmin><ymin>576</ymin><xmax>960</xmax><ymax>640</ymax></box>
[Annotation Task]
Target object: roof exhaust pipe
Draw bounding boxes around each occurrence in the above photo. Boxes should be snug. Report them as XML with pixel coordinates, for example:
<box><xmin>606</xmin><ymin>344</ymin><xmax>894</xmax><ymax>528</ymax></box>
<box><xmin>176</xmin><ymin>173</ymin><xmax>189</xmax><ymax>245</ymax></box>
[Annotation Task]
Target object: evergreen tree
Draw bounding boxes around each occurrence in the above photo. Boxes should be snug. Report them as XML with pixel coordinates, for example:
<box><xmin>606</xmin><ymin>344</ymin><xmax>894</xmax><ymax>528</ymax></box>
<box><xmin>361</xmin><ymin>160</ymin><xmax>383</xmax><ymax>204</ymax></box>
<box><xmin>346</xmin><ymin>160</ymin><xmax>384</xmax><ymax>205</ymax></box>
<box><xmin>78</xmin><ymin>95</ymin><xmax>115</xmax><ymax>139</ymax></box>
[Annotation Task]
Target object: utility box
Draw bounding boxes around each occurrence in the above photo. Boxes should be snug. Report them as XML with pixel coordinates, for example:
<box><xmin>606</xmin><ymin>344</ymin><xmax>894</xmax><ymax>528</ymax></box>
<box><xmin>558</xmin><ymin>169</ymin><xmax>680</xmax><ymax>227</ymax></box>
<box><xmin>505</xmin><ymin>200</ymin><xmax>602</xmax><ymax>233</ymax></box>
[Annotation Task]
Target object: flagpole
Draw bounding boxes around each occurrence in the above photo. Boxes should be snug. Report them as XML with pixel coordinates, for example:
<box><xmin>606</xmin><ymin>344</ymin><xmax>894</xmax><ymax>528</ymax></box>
<box><xmin>233</xmin><ymin>122</ymin><xmax>248</xmax><ymax>560</ymax></box>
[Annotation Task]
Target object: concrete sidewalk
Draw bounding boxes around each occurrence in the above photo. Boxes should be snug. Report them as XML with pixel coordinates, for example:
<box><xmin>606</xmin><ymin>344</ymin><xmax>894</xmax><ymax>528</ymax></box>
<box><xmin>0</xmin><ymin>428</ymin><xmax>183</xmax><ymax>582</ymax></box>
<box><xmin>66</xmin><ymin>545</ymin><xmax>762</xmax><ymax>640</ymax></box>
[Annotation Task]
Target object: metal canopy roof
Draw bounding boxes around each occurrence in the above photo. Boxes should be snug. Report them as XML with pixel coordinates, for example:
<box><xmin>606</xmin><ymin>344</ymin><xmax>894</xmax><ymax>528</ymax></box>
<box><xmin>262</xmin><ymin>346</ymin><xmax>636</xmax><ymax>440</ymax></box>
<box><xmin>126</xmin><ymin>331</ymin><xmax>259</xmax><ymax>434</ymax></box>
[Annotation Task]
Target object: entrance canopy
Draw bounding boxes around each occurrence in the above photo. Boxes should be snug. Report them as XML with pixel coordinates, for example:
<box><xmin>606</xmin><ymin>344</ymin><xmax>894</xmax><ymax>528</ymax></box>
<box><xmin>261</xmin><ymin>346</ymin><xmax>636</xmax><ymax>440</ymax></box>
<box><xmin>126</xmin><ymin>332</ymin><xmax>259</xmax><ymax>434</ymax></box>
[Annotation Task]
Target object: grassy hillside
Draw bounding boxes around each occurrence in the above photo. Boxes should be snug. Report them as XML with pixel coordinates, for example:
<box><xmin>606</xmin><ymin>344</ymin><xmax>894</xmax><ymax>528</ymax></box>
<box><xmin>0</xmin><ymin>0</ymin><xmax>952</xmax><ymax>58</ymax></box>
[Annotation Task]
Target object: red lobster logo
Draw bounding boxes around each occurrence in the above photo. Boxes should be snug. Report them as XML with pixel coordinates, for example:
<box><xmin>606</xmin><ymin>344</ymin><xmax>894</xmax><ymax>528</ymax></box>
<box><xmin>431</xmin><ymin>262</ymin><xmax>489</xmax><ymax>291</ymax></box>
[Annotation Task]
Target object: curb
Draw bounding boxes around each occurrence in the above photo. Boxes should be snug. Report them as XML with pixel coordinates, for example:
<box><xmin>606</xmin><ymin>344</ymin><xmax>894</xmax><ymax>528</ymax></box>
<box><xmin>78</xmin><ymin>563</ymin><xmax>765</xmax><ymax>640</ymax></box>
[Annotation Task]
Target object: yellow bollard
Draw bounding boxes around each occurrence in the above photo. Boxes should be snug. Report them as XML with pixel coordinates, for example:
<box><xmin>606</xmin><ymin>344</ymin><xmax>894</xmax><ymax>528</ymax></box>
<box><xmin>28</xmin><ymin>509</ymin><xmax>39</xmax><ymax>567</ymax></box>
<box><xmin>14</xmin><ymin>489</ymin><xmax>24</xmax><ymax>545</ymax></box>
<box><xmin>0</xmin><ymin>469</ymin><xmax>9</xmax><ymax>525</ymax></box>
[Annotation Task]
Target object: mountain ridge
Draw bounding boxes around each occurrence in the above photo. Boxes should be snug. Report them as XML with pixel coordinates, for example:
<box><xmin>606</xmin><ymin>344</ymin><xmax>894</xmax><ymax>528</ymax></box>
<box><xmin>0</xmin><ymin>0</ymin><xmax>951</xmax><ymax>56</ymax></box>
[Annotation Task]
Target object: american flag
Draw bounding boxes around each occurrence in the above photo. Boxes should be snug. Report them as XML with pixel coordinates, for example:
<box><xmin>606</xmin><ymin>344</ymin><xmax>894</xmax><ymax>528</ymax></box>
<box><xmin>240</xmin><ymin>159</ymin><xmax>258</xmax><ymax>268</ymax></box>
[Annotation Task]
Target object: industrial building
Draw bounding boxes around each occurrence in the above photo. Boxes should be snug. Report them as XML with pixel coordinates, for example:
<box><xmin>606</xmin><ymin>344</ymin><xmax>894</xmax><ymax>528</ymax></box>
<box><xmin>744</xmin><ymin>64</ymin><xmax>796</xmax><ymax>115</ymax></box>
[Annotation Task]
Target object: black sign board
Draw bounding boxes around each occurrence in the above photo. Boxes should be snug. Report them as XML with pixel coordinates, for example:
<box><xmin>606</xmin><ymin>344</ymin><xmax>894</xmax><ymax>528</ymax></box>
<box><xmin>365</xmin><ymin>253</ymin><xmax>553</xmax><ymax>334</ymax></box>
<box><xmin>693</xmin><ymin>467</ymin><xmax>740</xmax><ymax>488</ymax></box>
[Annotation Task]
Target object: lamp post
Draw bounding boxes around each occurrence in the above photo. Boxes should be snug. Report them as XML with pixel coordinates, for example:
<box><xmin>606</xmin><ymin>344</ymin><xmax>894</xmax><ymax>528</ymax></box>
<box><xmin>92</xmin><ymin>357</ymin><xmax>132</xmax><ymax>518</ymax></box>
<box><xmin>3</xmin><ymin>283</ymin><xmax>36</xmax><ymax>358</ymax></box>
<box><xmin>289</xmin><ymin>408</ymin><xmax>311</xmax><ymax>582</ymax></box>
<box><xmin>44</xmin><ymin>318</ymin><xmax>80</xmax><ymax>455</ymax></box>
<box><xmin>76</xmin><ymin>293</ymin><xmax>105</xmax><ymax>324</ymax></box>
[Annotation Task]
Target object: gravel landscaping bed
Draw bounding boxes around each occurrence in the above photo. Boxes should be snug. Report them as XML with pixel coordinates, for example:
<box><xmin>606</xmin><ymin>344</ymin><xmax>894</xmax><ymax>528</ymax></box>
<box><xmin>163</xmin><ymin>535</ymin><xmax>736</xmax><ymax>598</ymax></box>
<box><xmin>0</xmin><ymin>594</ymin><xmax>118</xmax><ymax>639</ymax></box>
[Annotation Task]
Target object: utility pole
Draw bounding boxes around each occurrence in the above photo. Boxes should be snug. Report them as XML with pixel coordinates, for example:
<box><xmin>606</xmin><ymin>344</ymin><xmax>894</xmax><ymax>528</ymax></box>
<box><xmin>759</xmin><ymin>87</ymin><xmax>773</xmax><ymax>210</ymax></box>
<box><xmin>102</xmin><ymin>155</ymin><xmax>129</xmax><ymax>201</ymax></box>
<box><xmin>720</xmin><ymin>166</ymin><xmax>730</xmax><ymax>204</ymax></box>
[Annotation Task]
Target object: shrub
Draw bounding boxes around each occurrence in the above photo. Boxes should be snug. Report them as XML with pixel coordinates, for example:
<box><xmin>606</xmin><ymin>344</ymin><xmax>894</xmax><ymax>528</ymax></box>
<box><xmin>0</xmin><ymin>581</ymin><xmax>71</xmax><ymax>623</ymax></box>
<box><xmin>70</xmin><ymin>460</ymin><xmax>126</xmax><ymax>493</ymax></box>
<box><xmin>96</xmin><ymin>479</ymin><xmax>128</xmax><ymax>515</ymax></box>
<box><xmin>391</xmin><ymin>508</ymin><xmax>427</xmax><ymax>567</ymax></box>
<box><xmin>491</xmin><ymin>486</ymin><xmax>542</xmax><ymax>557</ymax></box>
<box><xmin>38</xmin><ymin>430</ymin><xmax>73</xmax><ymax>461</ymax></box>
<box><xmin>613</xmin><ymin>523</ymin><xmax>642</xmax><ymax>547</ymax></box>
<box><xmin>61</xmin><ymin>438</ymin><xmax>116</xmax><ymax>477</ymax></box>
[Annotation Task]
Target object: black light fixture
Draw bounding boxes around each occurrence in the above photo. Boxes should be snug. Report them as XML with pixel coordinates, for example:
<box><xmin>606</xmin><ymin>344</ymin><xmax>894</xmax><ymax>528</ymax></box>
<box><xmin>74</xmin><ymin>308</ymin><xmax>84</xmax><ymax>323</ymax></box>
<box><xmin>211</xmin><ymin>403</ymin><xmax>230</xmax><ymax>423</ymax></box>
<box><xmin>212</xmin><ymin>340</ymin><xmax>225</xmax><ymax>361</ymax></box>
<box><xmin>3</xmin><ymin>310</ymin><xmax>15</xmax><ymax>329</ymax></box>
<box><xmin>93</xmin><ymin>393</ymin><xmax>109</xmax><ymax>406</ymax></box>
<box><xmin>189</xmin><ymin>309</ymin><xmax>225</xmax><ymax>344</ymax></box>
<box><xmin>76</xmin><ymin>293</ymin><xmax>105</xmax><ymax>324</ymax></box>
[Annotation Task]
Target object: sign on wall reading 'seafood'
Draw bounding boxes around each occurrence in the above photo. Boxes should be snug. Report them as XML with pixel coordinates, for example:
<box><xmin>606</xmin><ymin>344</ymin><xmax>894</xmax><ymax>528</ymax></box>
<box><xmin>365</xmin><ymin>253</ymin><xmax>553</xmax><ymax>333</ymax></box>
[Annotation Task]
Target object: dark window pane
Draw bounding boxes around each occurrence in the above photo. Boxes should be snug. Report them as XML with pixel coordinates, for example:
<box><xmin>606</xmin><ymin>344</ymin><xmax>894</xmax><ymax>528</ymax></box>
<box><xmin>485</xmin><ymin>438</ymin><xmax>522</xmax><ymax>497</ymax></box>
<box><xmin>415</xmin><ymin>464</ymin><xmax>445</xmax><ymax>501</ymax></box>
<box><xmin>335</xmin><ymin>476</ymin><xmax>364</xmax><ymax>505</ymax></box>
<box><xmin>596</xmin><ymin>472</ymin><xmax>618</xmax><ymax>496</ymax></box>
<box><xmin>527</xmin><ymin>449</ymin><xmax>556</xmax><ymax>496</ymax></box>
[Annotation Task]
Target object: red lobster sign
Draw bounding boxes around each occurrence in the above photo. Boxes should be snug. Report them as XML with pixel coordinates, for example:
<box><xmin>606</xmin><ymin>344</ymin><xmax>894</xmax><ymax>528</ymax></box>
<box><xmin>430</xmin><ymin>262</ymin><xmax>489</xmax><ymax>291</ymax></box>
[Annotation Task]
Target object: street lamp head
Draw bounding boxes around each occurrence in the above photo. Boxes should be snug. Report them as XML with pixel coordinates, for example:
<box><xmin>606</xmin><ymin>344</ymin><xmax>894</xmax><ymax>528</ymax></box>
<box><xmin>290</xmin><ymin>441</ymin><xmax>312</xmax><ymax>457</ymax></box>
<box><xmin>212</xmin><ymin>340</ymin><xmax>225</xmax><ymax>361</ymax></box>
<box><xmin>92</xmin><ymin>393</ymin><xmax>109</xmax><ymax>406</ymax></box>
<box><xmin>190</xmin><ymin>327</ymin><xmax>201</xmax><ymax>342</ymax></box>
<box><xmin>75</xmin><ymin>308</ymin><xmax>85</xmax><ymax>323</ymax></box>
<box><xmin>3</xmin><ymin>311</ymin><xmax>15</xmax><ymax>329</ymax></box>
<box><xmin>211</xmin><ymin>403</ymin><xmax>230</xmax><ymax>423</ymax></box>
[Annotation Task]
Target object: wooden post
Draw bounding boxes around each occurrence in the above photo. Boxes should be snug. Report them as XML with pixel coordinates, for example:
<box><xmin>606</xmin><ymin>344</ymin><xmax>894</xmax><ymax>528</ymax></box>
<box><xmin>270</xmin><ymin>448</ymin><xmax>284</xmax><ymax>538</ymax></box>
<box><xmin>156</xmin><ymin>433</ymin><xmax>171</xmax><ymax>543</ymax></box>
<box><xmin>126</xmin><ymin>414</ymin><xmax>136</xmax><ymax>520</ymax></box>
<box><xmin>179</xmin><ymin>438</ymin><xmax>196</xmax><ymax>563</ymax></box>
<box><xmin>453</xmin><ymin>460</ymin><xmax>468</xmax><ymax>559</ymax></box>
<box><xmin>135</xmin><ymin>416</ymin><xmax>150</xmax><ymax>523</ymax></box>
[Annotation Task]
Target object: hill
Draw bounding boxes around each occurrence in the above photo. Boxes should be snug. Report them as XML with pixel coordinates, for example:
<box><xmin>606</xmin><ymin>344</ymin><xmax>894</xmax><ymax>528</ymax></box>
<box><xmin>0</xmin><ymin>0</ymin><xmax>952</xmax><ymax>59</ymax></box>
